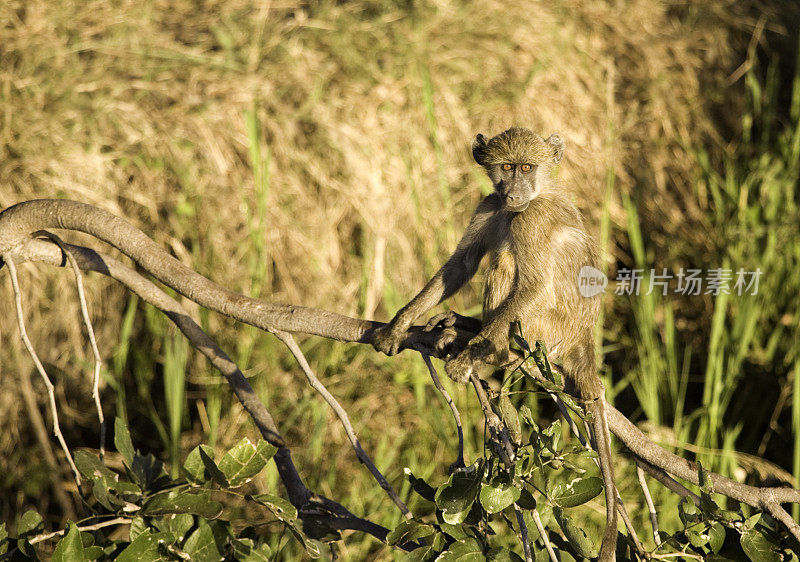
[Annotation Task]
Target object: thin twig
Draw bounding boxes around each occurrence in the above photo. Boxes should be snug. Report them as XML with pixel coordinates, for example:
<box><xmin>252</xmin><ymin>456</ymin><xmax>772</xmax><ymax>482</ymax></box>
<box><xmin>4</xmin><ymin>254</ymin><xmax>82</xmax><ymax>486</ymax></box>
<box><xmin>513</xmin><ymin>503</ymin><xmax>534</xmax><ymax>562</ymax></box>
<box><xmin>421</xmin><ymin>354</ymin><xmax>465</xmax><ymax>470</ymax></box>
<box><xmin>29</xmin><ymin>517</ymin><xmax>130</xmax><ymax>545</ymax></box>
<box><xmin>469</xmin><ymin>373</ymin><xmax>515</xmax><ymax>464</ymax></box>
<box><xmin>43</xmin><ymin>233</ymin><xmax>106</xmax><ymax>457</ymax></box>
<box><xmin>635</xmin><ymin>457</ymin><xmax>700</xmax><ymax>505</ymax></box>
<box><xmin>274</xmin><ymin>330</ymin><xmax>411</xmax><ymax>518</ymax></box>
<box><xmin>764</xmin><ymin>501</ymin><xmax>800</xmax><ymax>544</ymax></box>
<box><xmin>638</xmin><ymin>463</ymin><xmax>662</xmax><ymax>546</ymax></box>
<box><xmin>615</xmin><ymin>492</ymin><xmax>645</xmax><ymax>555</ymax></box>
<box><xmin>531</xmin><ymin>508</ymin><xmax>558</xmax><ymax>562</ymax></box>
<box><xmin>8</xmin><ymin>332</ymin><xmax>76</xmax><ymax>518</ymax></box>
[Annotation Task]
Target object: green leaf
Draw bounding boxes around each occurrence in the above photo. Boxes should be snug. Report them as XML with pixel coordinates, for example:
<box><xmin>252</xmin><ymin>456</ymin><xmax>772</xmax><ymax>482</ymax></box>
<box><xmin>90</xmin><ymin>476</ymin><xmax>120</xmax><ymax>510</ymax></box>
<box><xmin>217</xmin><ymin>438</ymin><xmax>277</xmax><ymax>487</ymax></box>
<box><xmin>700</xmin><ymin>491</ymin><xmax>720</xmax><ymax>516</ymax></box>
<box><xmin>707</xmin><ymin>521</ymin><xmax>726</xmax><ymax>554</ymax></box>
<box><xmin>0</xmin><ymin>522</ymin><xmax>8</xmax><ymax>555</ymax></box>
<box><xmin>199</xmin><ymin>446</ymin><xmax>230</xmax><ymax>487</ymax></box>
<box><xmin>697</xmin><ymin>461</ymin><xmax>711</xmax><ymax>493</ymax></box>
<box><xmin>74</xmin><ymin>450</ymin><xmax>116</xmax><ymax>482</ymax></box>
<box><xmin>439</xmin><ymin>521</ymin><xmax>469</xmax><ymax>540</ymax></box>
<box><xmin>437</xmin><ymin>537</ymin><xmax>484</xmax><ymax>560</ymax></box>
<box><xmin>131</xmin><ymin>453</ymin><xmax>169</xmax><ymax>490</ymax></box>
<box><xmin>249</xmin><ymin>493</ymin><xmax>297</xmax><ymax>522</ymax></box>
<box><xmin>115</xmin><ymin>530</ymin><xmax>175</xmax><ymax>561</ymax></box>
<box><xmin>551</xmin><ymin>477</ymin><xmax>603</xmax><ymax>508</ymax></box>
<box><xmin>479</xmin><ymin>477</ymin><xmax>521</xmax><ymax>514</ymax></box>
<box><xmin>231</xmin><ymin>538</ymin><xmax>272</xmax><ymax>561</ymax></box>
<box><xmin>487</xmin><ymin>547</ymin><xmax>525</xmax><ymax>561</ymax></box>
<box><xmin>386</xmin><ymin>520</ymin><xmax>435</xmax><ymax>546</ymax></box>
<box><xmin>498</xmin><ymin>392</ymin><xmax>522</xmax><ymax>445</ymax></box>
<box><xmin>401</xmin><ymin>543</ymin><xmax>436</xmax><ymax>561</ymax></box>
<box><xmin>686</xmin><ymin>523</ymin><xmax>708</xmax><ymax>549</ymax></box>
<box><xmin>531</xmin><ymin>341</ymin><xmax>562</xmax><ymax>386</ymax></box>
<box><xmin>740</xmin><ymin>529</ymin><xmax>781</xmax><ymax>562</ymax></box>
<box><xmin>128</xmin><ymin>516</ymin><xmax>148</xmax><ymax>542</ymax></box>
<box><xmin>142</xmin><ymin>490</ymin><xmax>223</xmax><ymax>519</ymax></box>
<box><xmin>17</xmin><ymin>509</ymin><xmax>44</xmax><ymax>535</ymax></box>
<box><xmin>154</xmin><ymin>512</ymin><xmax>194</xmax><ymax>542</ymax></box>
<box><xmin>553</xmin><ymin>506</ymin><xmax>598</xmax><ymax>559</ymax></box>
<box><xmin>541</xmin><ymin>420</ymin><xmax>562</xmax><ymax>452</ymax></box>
<box><xmin>52</xmin><ymin>522</ymin><xmax>85</xmax><ymax>562</ymax></box>
<box><xmin>744</xmin><ymin>513</ymin><xmax>762</xmax><ymax>530</ymax></box>
<box><xmin>434</xmin><ymin>461</ymin><xmax>484</xmax><ymax>524</ymax></box>
<box><xmin>518</xmin><ymin>405</ymin><xmax>539</xmax><ymax>432</ymax></box>
<box><xmin>511</xmin><ymin>334</ymin><xmax>531</xmax><ymax>353</ymax></box>
<box><xmin>183</xmin><ymin>444</ymin><xmax>216</xmax><ymax>485</ymax></box>
<box><xmin>115</xmin><ymin>417</ymin><xmax>135</xmax><ymax>466</ymax></box>
<box><xmin>516</xmin><ymin>487</ymin><xmax>536</xmax><ymax>510</ymax></box>
<box><xmin>678</xmin><ymin>496</ymin><xmax>700</xmax><ymax>526</ymax></box>
<box><xmin>286</xmin><ymin>525</ymin><xmax>324</xmax><ymax>558</ymax></box>
<box><xmin>555</xmin><ymin>392</ymin><xmax>583</xmax><ymax>414</ymax></box>
<box><xmin>183</xmin><ymin>519</ymin><xmax>230</xmax><ymax>562</ymax></box>
<box><xmin>90</xmin><ymin>475</ymin><xmax>141</xmax><ymax>511</ymax></box>
<box><xmin>83</xmin><ymin>545</ymin><xmax>105</xmax><ymax>560</ymax></box>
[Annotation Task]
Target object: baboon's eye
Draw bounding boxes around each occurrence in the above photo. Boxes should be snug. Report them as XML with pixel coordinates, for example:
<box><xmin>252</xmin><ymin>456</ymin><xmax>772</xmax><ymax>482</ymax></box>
<box><xmin>521</xmin><ymin>164</ymin><xmax>532</xmax><ymax>172</ymax></box>
<box><xmin>502</xmin><ymin>164</ymin><xmax>513</xmax><ymax>171</ymax></box>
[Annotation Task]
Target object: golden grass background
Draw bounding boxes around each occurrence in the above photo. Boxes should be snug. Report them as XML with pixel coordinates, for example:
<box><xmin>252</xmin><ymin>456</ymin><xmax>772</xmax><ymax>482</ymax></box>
<box><xmin>1</xmin><ymin>0</ymin><xmax>797</xmax><ymax>556</ymax></box>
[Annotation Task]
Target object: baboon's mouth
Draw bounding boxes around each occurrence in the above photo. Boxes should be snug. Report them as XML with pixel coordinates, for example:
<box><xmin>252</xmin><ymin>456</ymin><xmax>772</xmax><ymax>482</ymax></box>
<box><xmin>505</xmin><ymin>201</ymin><xmax>530</xmax><ymax>213</ymax></box>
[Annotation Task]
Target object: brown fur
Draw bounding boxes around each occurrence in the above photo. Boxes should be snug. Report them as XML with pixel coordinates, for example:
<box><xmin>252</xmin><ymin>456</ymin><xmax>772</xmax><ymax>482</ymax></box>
<box><xmin>373</xmin><ymin>127</ymin><xmax>617</xmax><ymax>560</ymax></box>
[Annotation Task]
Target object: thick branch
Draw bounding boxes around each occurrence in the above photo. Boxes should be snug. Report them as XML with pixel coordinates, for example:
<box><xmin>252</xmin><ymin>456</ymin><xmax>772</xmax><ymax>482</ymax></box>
<box><xmin>607</xmin><ymin>406</ymin><xmax>800</xmax><ymax>541</ymax></box>
<box><xmin>0</xmin><ymin>200</ymin><xmax>475</xmax><ymax>352</ymax></box>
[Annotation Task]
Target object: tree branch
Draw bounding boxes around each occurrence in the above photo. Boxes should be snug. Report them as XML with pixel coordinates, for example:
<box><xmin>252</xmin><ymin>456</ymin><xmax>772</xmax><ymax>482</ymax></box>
<box><xmin>4</xmin><ymin>199</ymin><xmax>800</xmax><ymax>545</ymax></box>
<box><xmin>273</xmin><ymin>329</ymin><xmax>411</xmax><ymax>518</ymax></box>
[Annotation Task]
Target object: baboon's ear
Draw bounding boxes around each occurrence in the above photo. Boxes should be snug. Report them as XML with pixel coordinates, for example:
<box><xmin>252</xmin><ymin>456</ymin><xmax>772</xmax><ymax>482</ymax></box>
<box><xmin>472</xmin><ymin>134</ymin><xmax>488</xmax><ymax>166</ymax></box>
<box><xmin>545</xmin><ymin>133</ymin><xmax>565</xmax><ymax>163</ymax></box>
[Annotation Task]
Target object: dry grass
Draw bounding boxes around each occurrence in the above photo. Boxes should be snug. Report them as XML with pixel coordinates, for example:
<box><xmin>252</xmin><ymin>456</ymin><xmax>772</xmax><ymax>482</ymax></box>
<box><xmin>0</xmin><ymin>0</ymin><xmax>783</xmax><ymax>549</ymax></box>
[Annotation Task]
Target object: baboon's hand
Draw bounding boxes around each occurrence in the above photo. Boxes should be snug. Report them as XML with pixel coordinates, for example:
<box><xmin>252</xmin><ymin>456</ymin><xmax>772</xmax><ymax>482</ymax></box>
<box><xmin>423</xmin><ymin>311</ymin><xmax>458</xmax><ymax>331</ymax></box>
<box><xmin>445</xmin><ymin>351</ymin><xmax>474</xmax><ymax>384</ymax></box>
<box><xmin>371</xmin><ymin>324</ymin><xmax>406</xmax><ymax>356</ymax></box>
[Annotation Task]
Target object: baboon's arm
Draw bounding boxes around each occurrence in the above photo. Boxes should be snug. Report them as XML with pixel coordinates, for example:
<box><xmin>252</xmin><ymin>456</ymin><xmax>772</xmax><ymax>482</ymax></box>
<box><xmin>372</xmin><ymin>195</ymin><xmax>500</xmax><ymax>355</ymax></box>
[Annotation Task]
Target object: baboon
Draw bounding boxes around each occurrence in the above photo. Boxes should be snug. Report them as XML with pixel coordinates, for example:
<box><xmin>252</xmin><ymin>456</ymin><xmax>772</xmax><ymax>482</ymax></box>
<box><xmin>372</xmin><ymin>127</ymin><xmax>617</xmax><ymax>561</ymax></box>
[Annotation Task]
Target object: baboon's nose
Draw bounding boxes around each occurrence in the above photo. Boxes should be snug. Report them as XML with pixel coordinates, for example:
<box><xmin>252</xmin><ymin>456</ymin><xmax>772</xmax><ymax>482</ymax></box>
<box><xmin>504</xmin><ymin>194</ymin><xmax>529</xmax><ymax>212</ymax></box>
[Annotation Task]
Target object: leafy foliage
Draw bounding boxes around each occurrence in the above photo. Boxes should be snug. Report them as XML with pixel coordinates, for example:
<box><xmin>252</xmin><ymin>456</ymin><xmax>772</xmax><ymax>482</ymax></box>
<box><xmin>386</xmin><ymin>345</ymin><xmax>800</xmax><ymax>560</ymax></box>
<box><xmin>0</xmin><ymin>419</ymin><xmax>323</xmax><ymax>561</ymax></box>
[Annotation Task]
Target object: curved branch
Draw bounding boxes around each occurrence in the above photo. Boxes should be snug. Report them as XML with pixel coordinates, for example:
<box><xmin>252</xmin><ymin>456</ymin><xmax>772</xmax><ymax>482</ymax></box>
<box><xmin>4</xmin><ymin>254</ymin><xmax>82</xmax><ymax>487</ymax></box>
<box><xmin>0</xmin><ymin>200</ymin><xmax>473</xmax><ymax>352</ymax></box>
<box><xmin>421</xmin><ymin>354</ymin><xmax>466</xmax><ymax>471</ymax></box>
<box><xmin>43</xmin><ymin>232</ymin><xmax>106</xmax><ymax>457</ymax></box>
<box><xmin>607</xmin><ymin>406</ymin><xmax>800</xmax><ymax>541</ymax></box>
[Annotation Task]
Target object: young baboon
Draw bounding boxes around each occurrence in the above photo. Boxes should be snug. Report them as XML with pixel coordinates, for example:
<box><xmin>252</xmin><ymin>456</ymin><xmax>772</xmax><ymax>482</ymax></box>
<box><xmin>372</xmin><ymin>127</ymin><xmax>617</xmax><ymax>560</ymax></box>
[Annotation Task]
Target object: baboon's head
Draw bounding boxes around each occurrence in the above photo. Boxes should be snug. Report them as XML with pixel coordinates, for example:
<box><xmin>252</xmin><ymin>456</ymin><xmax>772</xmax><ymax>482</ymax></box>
<box><xmin>472</xmin><ymin>127</ymin><xmax>564</xmax><ymax>212</ymax></box>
